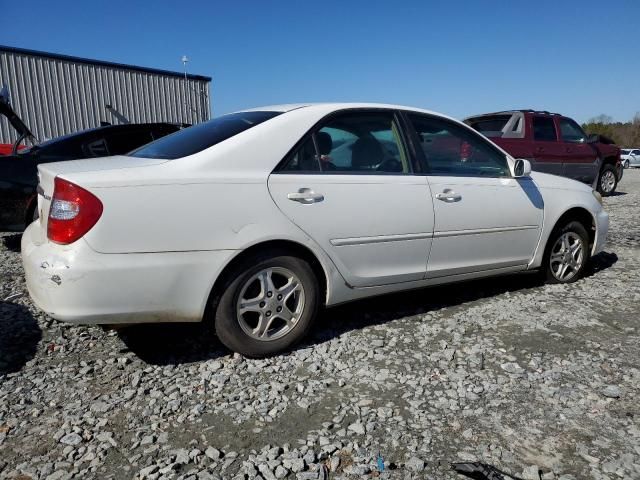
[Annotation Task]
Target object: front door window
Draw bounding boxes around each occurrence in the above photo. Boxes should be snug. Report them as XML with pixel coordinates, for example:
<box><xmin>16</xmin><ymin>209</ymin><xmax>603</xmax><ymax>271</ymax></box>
<box><xmin>558</xmin><ymin>118</ymin><xmax>587</xmax><ymax>143</ymax></box>
<box><xmin>407</xmin><ymin>114</ymin><xmax>510</xmax><ymax>177</ymax></box>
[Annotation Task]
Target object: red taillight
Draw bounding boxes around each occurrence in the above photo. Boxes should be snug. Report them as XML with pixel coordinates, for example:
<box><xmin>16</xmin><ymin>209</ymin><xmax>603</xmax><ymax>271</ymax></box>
<box><xmin>47</xmin><ymin>177</ymin><xmax>103</xmax><ymax>245</ymax></box>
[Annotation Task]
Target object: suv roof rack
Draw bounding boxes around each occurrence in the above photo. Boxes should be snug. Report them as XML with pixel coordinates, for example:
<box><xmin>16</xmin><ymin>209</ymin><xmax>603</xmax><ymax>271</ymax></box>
<box><xmin>465</xmin><ymin>109</ymin><xmax>562</xmax><ymax>119</ymax></box>
<box><xmin>517</xmin><ymin>109</ymin><xmax>562</xmax><ymax>116</ymax></box>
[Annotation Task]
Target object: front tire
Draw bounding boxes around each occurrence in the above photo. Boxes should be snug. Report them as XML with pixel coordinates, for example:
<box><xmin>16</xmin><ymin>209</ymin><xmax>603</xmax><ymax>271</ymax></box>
<box><xmin>623</xmin><ymin>160</ymin><xmax>629</xmax><ymax>169</ymax></box>
<box><xmin>597</xmin><ymin>164</ymin><xmax>618</xmax><ymax>195</ymax></box>
<box><xmin>542</xmin><ymin>220</ymin><xmax>589</xmax><ymax>284</ymax></box>
<box><xmin>213</xmin><ymin>253</ymin><xmax>320</xmax><ymax>357</ymax></box>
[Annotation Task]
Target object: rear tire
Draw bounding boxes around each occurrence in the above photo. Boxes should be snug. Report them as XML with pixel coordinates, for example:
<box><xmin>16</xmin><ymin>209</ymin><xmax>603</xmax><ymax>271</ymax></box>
<box><xmin>597</xmin><ymin>164</ymin><xmax>617</xmax><ymax>195</ymax></box>
<box><xmin>542</xmin><ymin>220</ymin><xmax>589</xmax><ymax>284</ymax></box>
<box><xmin>212</xmin><ymin>252</ymin><xmax>320</xmax><ymax>357</ymax></box>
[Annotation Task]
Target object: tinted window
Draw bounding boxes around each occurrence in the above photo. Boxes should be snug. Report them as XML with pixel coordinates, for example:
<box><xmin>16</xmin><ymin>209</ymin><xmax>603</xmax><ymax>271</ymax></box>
<box><xmin>279</xmin><ymin>111</ymin><xmax>410</xmax><ymax>174</ymax></box>
<box><xmin>107</xmin><ymin>130</ymin><xmax>153</xmax><ymax>154</ymax></box>
<box><xmin>559</xmin><ymin>118</ymin><xmax>587</xmax><ymax>143</ymax></box>
<box><xmin>408</xmin><ymin>114</ymin><xmax>510</xmax><ymax>177</ymax></box>
<box><xmin>131</xmin><ymin>111</ymin><xmax>281</xmax><ymax>159</ymax></box>
<box><xmin>533</xmin><ymin>117</ymin><xmax>558</xmax><ymax>141</ymax></box>
<box><xmin>512</xmin><ymin>117</ymin><xmax>522</xmax><ymax>132</ymax></box>
<box><xmin>149</xmin><ymin>124</ymin><xmax>180</xmax><ymax>140</ymax></box>
<box><xmin>36</xmin><ymin>137</ymin><xmax>86</xmax><ymax>159</ymax></box>
<box><xmin>467</xmin><ymin>114</ymin><xmax>512</xmax><ymax>137</ymax></box>
<box><xmin>632</xmin><ymin>149</ymin><xmax>640</xmax><ymax>155</ymax></box>
<box><xmin>85</xmin><ymin>139</ymin><xmax>109</xmax><ymax>157</ymax></box>
<box><xmin>280</xmin><ymin>137</ymin><xmax>321</xmax><ymax>172</ymax></box>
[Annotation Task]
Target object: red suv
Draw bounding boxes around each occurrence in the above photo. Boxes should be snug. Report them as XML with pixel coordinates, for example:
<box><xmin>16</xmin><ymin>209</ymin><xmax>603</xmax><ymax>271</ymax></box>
<box><xmin>464</xmin><ymin>110</ymin><xmax>622</xmax><ymax>195</ymax></box>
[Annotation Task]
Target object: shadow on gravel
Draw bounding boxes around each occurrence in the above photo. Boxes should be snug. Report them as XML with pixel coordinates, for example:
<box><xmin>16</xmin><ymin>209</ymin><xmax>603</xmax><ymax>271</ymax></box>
<box><xmin>310</xmin><ymin>272</ymin><xmax>543</xmax><ymax>344</ymax></box>
<box><xmin>1</xmin><ymin>233</ymin><xmax>22</xmax><ymax>253</ymax></box>
<box><xmin>0</xmin><ymin>301</ymin><xmax>42</xmax><ymax>374</ymax></box>
<box><xmin>117</xmin><ymin>252</ymin><xmax>619</xmax><ymax>364</ymax></box>
<box><xmin>308</xmin><ymin>250</ymin><xmax>619</xmax><ymax>346</ymax></box>
<box><xmin>585</xmin><ymin>251</ymin><xmax>618</xmax><ymax>277</ymax></box>
<box><xmin>117</xmin><ymin>323</ymin><xmax>226</xmax><ymax>365</ymax></box>
<box><xmin>605</xmin><ymin>191</ymin><xmax>627</xmax><ymax>197</ymax></box>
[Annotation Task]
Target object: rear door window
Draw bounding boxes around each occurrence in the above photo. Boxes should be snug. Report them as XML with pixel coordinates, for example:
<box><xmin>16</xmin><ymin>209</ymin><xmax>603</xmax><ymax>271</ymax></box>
<box><xmin>279</xmin><ymin>137</ymin><xmax>321</xmax><ymax>172</ymax></box>
<box><xmin>85</xmin><ymin>138</ymin><xmax>110</xmax><ymax>157</ymax></box>
<box><xmin>533</xmin><ymin>117</ymin><xmax>558</xmax><ymax>141</ymax></box>
<box><xmin>278</xmin><ymin>111</ymin><xmax>411</xmax><ymax>174</ymax></box>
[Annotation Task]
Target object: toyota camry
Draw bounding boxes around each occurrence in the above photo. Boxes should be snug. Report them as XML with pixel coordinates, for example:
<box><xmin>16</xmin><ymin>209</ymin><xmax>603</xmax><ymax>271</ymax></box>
<box><xmin>22</xmin><ymin>103</ymin><xmax>609</xmax><ymax>357</ymax></box>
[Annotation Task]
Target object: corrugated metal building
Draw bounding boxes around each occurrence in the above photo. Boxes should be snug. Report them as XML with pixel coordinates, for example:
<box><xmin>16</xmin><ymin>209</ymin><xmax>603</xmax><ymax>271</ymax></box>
<box><xmin>0</xmin><ymin>45</ymin><xmax>211</xmax><ymax>144</ymax></box>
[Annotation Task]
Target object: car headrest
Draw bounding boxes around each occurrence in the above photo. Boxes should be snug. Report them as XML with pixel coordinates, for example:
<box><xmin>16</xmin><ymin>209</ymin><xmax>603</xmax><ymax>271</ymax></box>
<box><xmin>316</xmin><ymin>131</ymin><xmax>332</xmax><ymax>155</ymax></box>
<box><xmin>352</xmin><ymin>137</ymin><xmax>384</xmax><ymax>169</ymax></box>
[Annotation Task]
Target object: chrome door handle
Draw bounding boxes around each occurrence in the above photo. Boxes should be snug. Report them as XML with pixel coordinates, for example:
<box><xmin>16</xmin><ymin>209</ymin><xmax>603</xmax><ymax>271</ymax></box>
<box><xmin>435</xmin><ymin>190</ymin><xmax>462</xmax><ymax>202</ymax></box>
<box><xmin>287</xmin><ymin>188</ymin><xmax>324</xmax><ymax>204</ymax></box>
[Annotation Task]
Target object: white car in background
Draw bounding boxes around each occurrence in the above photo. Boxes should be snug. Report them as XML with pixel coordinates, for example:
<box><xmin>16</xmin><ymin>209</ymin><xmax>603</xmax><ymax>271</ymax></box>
<box><xmin>22</xmin><ymin>103</ymin><xmax>609</xmax><ymax>357</ymax></box>
<box><xmin>621</xmin><ymin>148</ymin><xmax>640</xmax><ymax>168</ymax></box>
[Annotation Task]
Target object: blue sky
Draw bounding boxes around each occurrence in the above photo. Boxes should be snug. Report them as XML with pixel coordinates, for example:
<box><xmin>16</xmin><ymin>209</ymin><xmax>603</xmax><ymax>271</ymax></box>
<box><xmin>3</xmin><ymin>0</ymin><xmax>638</xmax><ymax>123</ymax></box>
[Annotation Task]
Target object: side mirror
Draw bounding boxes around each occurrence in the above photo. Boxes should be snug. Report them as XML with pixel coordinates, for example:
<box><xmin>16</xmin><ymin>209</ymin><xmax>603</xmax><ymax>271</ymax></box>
<box><xmin>513</xmin><ymin>158</ymin><xmax>532</xmax><ymax>177</ymax></box>
<box><xmin>587</xmin><ymin>133</ymin><xmax>599</xmax><ymax>144</ymax></box>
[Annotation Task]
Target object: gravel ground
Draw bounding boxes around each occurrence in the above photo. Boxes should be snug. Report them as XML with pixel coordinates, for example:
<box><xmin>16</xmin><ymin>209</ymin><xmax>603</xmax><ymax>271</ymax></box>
<box><xmin>1</xmin><ymin>171</ymin><xmax>639</xmax><ymax>480</ymax></box>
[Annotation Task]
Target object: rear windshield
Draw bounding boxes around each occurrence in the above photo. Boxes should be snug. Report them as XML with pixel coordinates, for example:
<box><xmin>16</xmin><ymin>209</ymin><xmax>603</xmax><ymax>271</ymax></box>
<box><xmin>465</xmin><ymin>115</ymin><xmax>512</xmax><ymax>137</ymax></box>
<box><xmin>130</xmin><ymin>111</ymin><xmax>281</xmax><ymax>159</ymax></box>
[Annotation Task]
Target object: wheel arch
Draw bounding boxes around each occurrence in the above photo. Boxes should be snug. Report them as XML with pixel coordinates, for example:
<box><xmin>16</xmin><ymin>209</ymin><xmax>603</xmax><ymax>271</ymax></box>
<box><xmin>202</xmin><ymin>239</ymin><xmax>331</xmax><ymax>324</ymax></box>
<box><xmin>531</xmin><ymin>203</ymin><xmax>599</xmax><ymax>270</ymax></box>
<box><xmin>550</xmin><ymin>207</ymin><xmax>596</xmax><ymax>251</ymax></box>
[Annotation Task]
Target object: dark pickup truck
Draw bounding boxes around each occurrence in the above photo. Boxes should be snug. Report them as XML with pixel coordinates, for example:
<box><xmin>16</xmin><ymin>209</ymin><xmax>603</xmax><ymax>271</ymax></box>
<box><xmin>464</xmin><ymin>110</ymin><xmax>622</xmax><ymax>195</ymax></box>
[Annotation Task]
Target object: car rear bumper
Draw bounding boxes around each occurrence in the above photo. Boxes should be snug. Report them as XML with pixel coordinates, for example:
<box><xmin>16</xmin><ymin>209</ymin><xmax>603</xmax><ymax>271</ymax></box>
<box><xmin>593</xmin><ymin>209</ymin><xmax>609</xmax><ymax>255</ymax></box>
<box><xmin>21</xmin><ymin>223</ymin><xmax>236</xmax><ymax>324</ymax></box>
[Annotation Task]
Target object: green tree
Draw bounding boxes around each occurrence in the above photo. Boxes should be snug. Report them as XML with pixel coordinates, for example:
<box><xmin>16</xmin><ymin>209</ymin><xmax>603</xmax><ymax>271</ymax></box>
<box><xmin>582</xmin><ymin>112</ymin><xmax>640</xmax><ymax>146</ymax></box>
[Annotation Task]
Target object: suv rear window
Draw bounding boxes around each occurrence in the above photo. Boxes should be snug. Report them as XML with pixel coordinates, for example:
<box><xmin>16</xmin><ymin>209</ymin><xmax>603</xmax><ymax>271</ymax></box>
<box><xmin>466</xmin><ymin>115</ymin><xmax>512</xmax><ymax>137</ymax></box>
<box><xmin>130</xmin><ymin>111</ymin><xmax>281</xmax><ymax>159</ymax></box>
<box><xmin>532</xmin><ymin>116</ymin><xmax>558</xmax><ymax>141</ymax></box>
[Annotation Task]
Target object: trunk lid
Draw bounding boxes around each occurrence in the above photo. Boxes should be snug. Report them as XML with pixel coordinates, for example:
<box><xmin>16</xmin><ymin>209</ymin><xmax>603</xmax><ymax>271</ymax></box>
<box><xmin>36</xmin><ymin>155</ymin><xmax>167</xmax><ymax>235</ymax></box>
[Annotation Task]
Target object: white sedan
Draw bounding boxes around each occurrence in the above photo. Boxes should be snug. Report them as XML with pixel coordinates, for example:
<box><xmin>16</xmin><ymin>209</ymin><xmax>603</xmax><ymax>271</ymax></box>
<box><xmin>22</xmin><ymin>103</ymin><xmax>609</xmax><ymax>357</ymax></box>
<box><xmin>621</xmin><ymin>148</ymin><xmax>640</xmax><ymax>168</ymax></box>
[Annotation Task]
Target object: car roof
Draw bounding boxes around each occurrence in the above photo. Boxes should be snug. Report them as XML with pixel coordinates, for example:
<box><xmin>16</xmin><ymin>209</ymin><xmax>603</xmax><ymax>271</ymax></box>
<box><xmin>238</xmin><ymin>102</ymin><xmax>458</xmax><ymax>122</ymax></box>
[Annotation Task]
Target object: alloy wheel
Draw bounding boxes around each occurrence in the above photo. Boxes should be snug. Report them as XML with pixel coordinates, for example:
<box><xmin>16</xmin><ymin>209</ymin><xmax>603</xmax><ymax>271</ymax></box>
<box><xmin>549</xmin><ymin>232</ymin><xmax>585</xmax><ymax>282</ymax></box>
<box><xmin>600</xmin><ymin>170</ymin><xmax>616</xmax><ymax>193</ymax></box>
<box><xmin>236</xmin><ymin>267</ymin><xmax>306</xmax><ymax>341</ymax></box>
